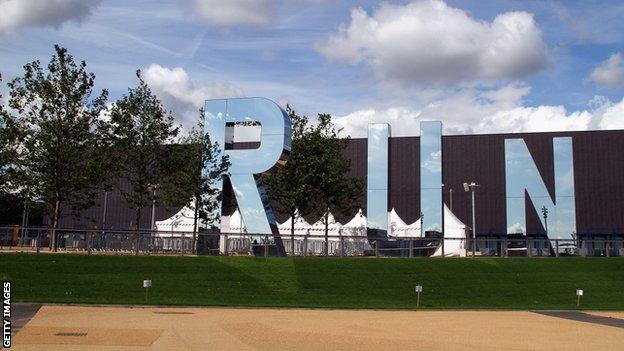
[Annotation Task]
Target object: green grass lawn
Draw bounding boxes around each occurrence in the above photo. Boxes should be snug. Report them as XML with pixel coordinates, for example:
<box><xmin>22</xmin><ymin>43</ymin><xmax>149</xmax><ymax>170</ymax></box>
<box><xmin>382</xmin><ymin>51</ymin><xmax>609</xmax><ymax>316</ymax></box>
<box><xmin>1</xmin><ymin>253</ymin><xmax>623</xmax><ymax>310</ymax></box>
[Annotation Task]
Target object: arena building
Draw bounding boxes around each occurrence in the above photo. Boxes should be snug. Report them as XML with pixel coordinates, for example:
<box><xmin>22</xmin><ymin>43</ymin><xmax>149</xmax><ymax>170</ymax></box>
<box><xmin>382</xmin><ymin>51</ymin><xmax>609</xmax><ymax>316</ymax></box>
<box><xmin>53</xmin><ymin>98</ymin><xmax>624</xmax><ymax>256</ymax></box>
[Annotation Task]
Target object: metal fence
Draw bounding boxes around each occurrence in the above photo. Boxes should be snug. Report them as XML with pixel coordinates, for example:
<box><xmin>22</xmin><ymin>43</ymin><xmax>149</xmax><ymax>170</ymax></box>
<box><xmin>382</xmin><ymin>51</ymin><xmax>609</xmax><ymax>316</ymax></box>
<box><xmin>1</xmin><ymin>226</ymin><xmax>623</xmax><ymax>257</ymax></box>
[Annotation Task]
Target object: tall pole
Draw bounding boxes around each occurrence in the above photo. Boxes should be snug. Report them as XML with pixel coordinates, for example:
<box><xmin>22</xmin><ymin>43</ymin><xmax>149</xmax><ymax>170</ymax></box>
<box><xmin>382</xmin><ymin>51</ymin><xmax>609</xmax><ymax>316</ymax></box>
<box><xmin>542</xmin><ymin>205</ymin><xmax>549</xmax><ymax>256</ymax></box>
<box><xmin>471</xmin><ymin>189</ymin><xmax>476</xmax><ymax>257</ymax></box>
<box><xmin>20</xmin><ymin>201</ymin><xmax>27</xmax><ymax>246</ymax></box>
<box><xmin>102</xmin><ymin>191</ymin><xmax>108</xmax><ymax>230</ymax></box>
<box><xmin>150</xmin><ymin>188</ymin><xmax>157</xmax><ymax>232</ymax></box>
<box><xmin>541</xmin><ymin>206</ymin><xmax>548</xmax><ymax>236</ymax></box>
<box><xmin>450</xmin><ymin>188</ymin><xmax>453</xmax><ymax>212</ymax></box>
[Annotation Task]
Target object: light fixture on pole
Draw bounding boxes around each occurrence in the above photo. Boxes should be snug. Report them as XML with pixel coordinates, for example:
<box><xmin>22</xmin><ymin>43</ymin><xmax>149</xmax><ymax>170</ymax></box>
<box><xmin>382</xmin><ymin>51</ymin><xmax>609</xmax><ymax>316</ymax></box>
<box><xmin>102</xmin><ymin>190</ymin><xmax>108</xmax><ymax>230</ymax></box>
<box><xmin>149</xmin><ymin>184</ymin><xmax>158</xmax><ymax>232</ymax></box>
<box><xmin>463</xmin><ymin>181</ymin><xmax>480</xmax><ymax>257</ymax></box>
<box><xmin>541</xmin><ymin>205</ymin><xmax>550</xmax><ymax>256</ymax></box>
<box><xmin>541</xmin><ymin>205</ymin><xmax>549</xmax><ymax>236</ymax></box>
<box><xmin>449</xmin><ymin>188</ymin><xmax>453</xmax><ymax>212</ymax></box>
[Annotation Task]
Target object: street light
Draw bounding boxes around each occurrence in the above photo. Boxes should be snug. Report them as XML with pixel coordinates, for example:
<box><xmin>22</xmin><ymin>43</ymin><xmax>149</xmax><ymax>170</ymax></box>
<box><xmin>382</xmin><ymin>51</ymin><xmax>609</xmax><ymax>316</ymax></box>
<box><xmin>541</xmin><ymin>205</ymin><xmax>549</xmax><ymax>236</ymax></box>
<box><xmin>541</xmin><ymin>205</ymin><xmax>550</xmax><ymax>256</ymax></box>
<box><xmin>463</xmin><ymin>182</ymin><xmax>480</xmax><ymax>257</ymax></box>
<box><xmin>149</xmin><ymin>184</ymin><xmax>158</xmax><ymax>232</ymax></box>
<box><xmin>449</xmin><ymin>188</ymin><xmax>454</xmax><ymax>212</ymax></box>
<box><xmin>102</xmin><ymin>190</ymin><xmax>108</xmax><ymax>230</ymax></box>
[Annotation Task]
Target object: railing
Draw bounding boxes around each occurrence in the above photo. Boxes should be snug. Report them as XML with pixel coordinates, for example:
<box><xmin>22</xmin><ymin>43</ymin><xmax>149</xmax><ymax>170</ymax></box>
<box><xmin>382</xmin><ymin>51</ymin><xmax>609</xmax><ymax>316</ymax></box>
<box><xmin>0</xmin><ymin>226</ymin><xmax>623</xmax><ymax>257</ymax></box>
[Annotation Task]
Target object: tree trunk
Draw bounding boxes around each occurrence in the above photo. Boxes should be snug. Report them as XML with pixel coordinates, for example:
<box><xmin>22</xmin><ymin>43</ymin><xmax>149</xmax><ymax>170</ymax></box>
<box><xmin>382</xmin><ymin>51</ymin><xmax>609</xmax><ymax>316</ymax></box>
<box><xmin>50</xmin><ymin>199</ymin><xmax>60</xmax><ymax>252</ymax></box>
<box><xmin>324</xmin><ymin>211</ymin><xmax>329</xmax><ymax>256</ymax></box>
<box><xmin>134</xmin><ymin>206</ymin><xmax>142</xmax><ymax>255</ymax></box>
<box><xmin>193</xmin><ymin>196</ymin><xmax>199</xmax><ymax>254</ymax></box>
<box><xmin>290</xmin><ymin>210</ymin><xmax>295</xmax><ymax>255</ymax></box>
<box><xmin>20</xmin><ymin>202</ymin><xmax>27</xmax><ymax>246</ymax></box>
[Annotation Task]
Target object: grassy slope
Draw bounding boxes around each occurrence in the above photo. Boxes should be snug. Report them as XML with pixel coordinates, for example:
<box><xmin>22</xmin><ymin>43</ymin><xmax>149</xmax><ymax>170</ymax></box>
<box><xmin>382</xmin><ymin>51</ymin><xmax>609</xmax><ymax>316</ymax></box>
<box><xmin>1</xmin><ymin>253</ymin><xmax>623</xmax><ymax>310</ymax></box>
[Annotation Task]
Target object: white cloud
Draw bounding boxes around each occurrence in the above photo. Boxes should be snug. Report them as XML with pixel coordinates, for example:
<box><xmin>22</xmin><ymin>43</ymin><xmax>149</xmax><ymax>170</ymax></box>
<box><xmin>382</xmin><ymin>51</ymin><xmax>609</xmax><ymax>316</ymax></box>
<box><xmin>194</xmin><ymin>0</ymin><xmax>273</xmax><ymax>28</ymax></box>
<box><xmin>0</xmin><ymin>0</ymin><xmax>102</xmax><ymax>35</ymax></box>
<box><xmin>142</xmin><ymin>64</ymin><xmax>244</xmax><ymax>130</ymax></box>
<box><xmin>334</xmin><ymin>84</ymin><xmax>624</xmax><ymax>138</ymax></box>
<box><xmin>194</xmin><ymin>0</ymin><xmax>325</xmax><ymax>28</ymax></box>
<box><xmin>598</xmin><ymin>97</ymin><xmax>624</xmax><ymax>129</ymax></box>
<box><xmin>507</xmin><ymin>222</ymin><xmax>525</xmax><ymax>234</ymax></box>
<box><xmin>588</xmin><ymin>53</ymin><xmax>624</xmax><ymax>87</ymax></box>
<box><xmin>317</xmin><ymin>0</ymin><xmax>548</xmax><ymax>85</ymax></box>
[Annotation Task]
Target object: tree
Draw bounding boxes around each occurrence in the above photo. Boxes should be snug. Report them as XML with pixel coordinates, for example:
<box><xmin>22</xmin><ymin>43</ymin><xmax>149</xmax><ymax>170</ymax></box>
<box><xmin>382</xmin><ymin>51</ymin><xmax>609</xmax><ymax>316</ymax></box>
<box><xmin>108</xmin><ymin>70</ymin><xmax>180</xmax><ymax>249</ymax></box>
<box><xmin>176</xmin><ymin>109</ymin><xmax>230</xmax><ymax>246</ymax></box>
<box><xmin>0</xmin><ymin>73</ymin><xmax>13</xmax><ymax>193</ymax></box>
<box><xmin>5</xmin><ymin>46</ymin><xmax>109</xmax><ymax>251</ymax></box>
<box><xmin>306</xmin><ymin>114</ymin><xmax>363</xmax><ymax>255</ymax></box>
<box><xmin>266</xmin><ymin>108</ymin><xmax>363</xmax><ymax>255</ymax></box>
<box><xmin>264</xmin><ymin>106</ymin><xmax>317</xmax><ymax>254</ymax></box>
<box><xmin>0</xmin><ymin>77</ymin><xmax>32</xmax><ymax>229</ymax></box>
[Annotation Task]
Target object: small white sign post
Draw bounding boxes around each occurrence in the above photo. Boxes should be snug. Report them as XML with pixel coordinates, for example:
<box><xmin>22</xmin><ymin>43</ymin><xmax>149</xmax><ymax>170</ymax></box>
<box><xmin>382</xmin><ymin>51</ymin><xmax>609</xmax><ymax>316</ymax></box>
<box><xmin>415</xmin><ymin>285</ymin><xmax>423</xmax><ymax>308</ymax></box>
<box><xmin>144</xmin><ymin>280</ymin><xmax>152</xmax><ymax>302</ymax></box>
<box><xmin>576</xmin><ymin>289</ymin><xmax>583</xmax><ymax>307</ymax></box>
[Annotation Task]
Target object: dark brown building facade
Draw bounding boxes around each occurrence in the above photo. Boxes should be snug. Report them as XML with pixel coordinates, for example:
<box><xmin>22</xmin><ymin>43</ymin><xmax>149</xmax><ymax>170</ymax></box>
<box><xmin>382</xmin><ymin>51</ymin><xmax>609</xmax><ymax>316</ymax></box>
<box><xmin>55</xmin><ymin>129</ymin><xmax>624</xmax><ymax>237</ymax></box>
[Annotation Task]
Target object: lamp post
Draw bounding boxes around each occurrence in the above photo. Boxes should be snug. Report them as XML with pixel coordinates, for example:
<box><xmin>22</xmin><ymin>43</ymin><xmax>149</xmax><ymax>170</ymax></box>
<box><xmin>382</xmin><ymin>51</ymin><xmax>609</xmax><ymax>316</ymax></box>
<box><xmin>150</xmin><ymin>186</ymin><xmax>157</xmax><ymax>232</ymax></box>
<box><xmin>463</xmin><ymin>182</ymin><xmax>480</xmax><ymax>257</ymax></box>
<box><xmin>449</xmin><ymin>188</ymin><xmax>453</xmax><ymax>212</ymax></box>
<box><xmin>541</xmin><ymin>205</ymin><xmax>549</xmax><ymax>256</ymax></box>
<box><xmin>541</xmin><ymin>205</ymin><xmax>548</xmax><ymax>236</ymax></box>
<box><xmin>102</xmin><ymin>190</ymin><xmax>108</xmax><ymax>230</ymax></box>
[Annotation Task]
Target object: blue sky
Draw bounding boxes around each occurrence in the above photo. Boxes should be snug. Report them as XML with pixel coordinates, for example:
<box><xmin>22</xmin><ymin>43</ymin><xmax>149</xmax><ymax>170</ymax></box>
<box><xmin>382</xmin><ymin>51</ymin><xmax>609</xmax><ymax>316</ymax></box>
<box><xmin>1</xmin><ymin>0</ymin><xmax>623</xmax><ymax>137</ymax></box>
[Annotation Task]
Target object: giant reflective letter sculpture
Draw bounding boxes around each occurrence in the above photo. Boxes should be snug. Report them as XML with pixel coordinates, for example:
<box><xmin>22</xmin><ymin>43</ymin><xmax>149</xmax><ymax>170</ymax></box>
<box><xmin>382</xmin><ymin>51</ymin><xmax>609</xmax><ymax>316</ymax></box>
<box><xmin>367</xmin><ymin>123</ymin><xmax>390</xmax><ymax>237</ymax></box>
<box><xmin>204</xmin><ymin>98</ymin><xmax>291</xmax><ymax>254</ymax></box>
<box><xmin>505</xmin><ymin>137</ymin><xmax>576</xmax><ymax>239</ymax></box>
<box><xmin>420</xmin><ymin>121</ymin><xmax>443</xmax><ymax>235</ymax></box>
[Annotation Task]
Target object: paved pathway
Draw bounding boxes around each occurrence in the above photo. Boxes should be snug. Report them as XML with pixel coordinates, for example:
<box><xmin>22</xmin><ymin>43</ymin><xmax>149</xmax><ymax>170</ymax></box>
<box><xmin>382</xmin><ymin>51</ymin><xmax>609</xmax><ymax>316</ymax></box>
<box><xmin>10</xmin><ymin>305</ymin><xmax>624</xmax><ymax>350</ymax></box>
<box><xmin>10</xmin><ymin>303</ymin><xmax>42</xmax><ymax>333</ymax></box>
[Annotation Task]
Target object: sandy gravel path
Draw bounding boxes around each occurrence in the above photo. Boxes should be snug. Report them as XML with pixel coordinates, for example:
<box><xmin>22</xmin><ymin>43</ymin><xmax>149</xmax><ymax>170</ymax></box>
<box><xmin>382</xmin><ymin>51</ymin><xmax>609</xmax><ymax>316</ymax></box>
<box><xmin>10</xmin><ymin>305</ymin><xmax>624</xmax><ymax>350</ymax></box>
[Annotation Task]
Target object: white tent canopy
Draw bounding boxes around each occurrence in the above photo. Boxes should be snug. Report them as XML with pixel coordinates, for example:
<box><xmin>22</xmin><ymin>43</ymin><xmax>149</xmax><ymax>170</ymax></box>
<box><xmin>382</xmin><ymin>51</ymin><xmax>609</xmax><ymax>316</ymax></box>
<box><xmin>431</xmin><ymin>204</ymin><xmax>468</xmax><ymax>257</ymax></box>
<box><xmin>341</xmin><ymin>209</ymin><xmax>367</xmax><ymax>236</ymax></box>
<box><xmin>388</xmin><ymin>208</ymin><xmax>422</xmax><ymax>238</ymax></box>
<box><xmin>157</xmin><ymin>203</ymin><xmax>468</xmax><ymax>256</ymax></box>
<box><xmin>154</xmin><ymin>203</ymin><xmax>196</xmax><ymax>234</ymax></box>
<box><xmin>277</xmin><ymin>209</ymin><xmax>311</xmax><ymax>235</ymax></box>
<box><xmin>308</xmin><ymin>212</ymin><xmax>342</xmax><ymax>236</ymax></box>
<box><xmin>228</xmin><ymin>208</ymin><xmax>246</xmax><ymax>233</ymax></box>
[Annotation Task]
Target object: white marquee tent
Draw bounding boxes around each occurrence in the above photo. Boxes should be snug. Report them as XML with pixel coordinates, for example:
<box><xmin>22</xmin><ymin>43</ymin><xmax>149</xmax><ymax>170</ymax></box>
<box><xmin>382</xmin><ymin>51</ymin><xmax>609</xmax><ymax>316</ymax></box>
<box><xmin>156</xmin><ymin>203</ymin><xmax>468</xmax><ymax>256</ymax></box>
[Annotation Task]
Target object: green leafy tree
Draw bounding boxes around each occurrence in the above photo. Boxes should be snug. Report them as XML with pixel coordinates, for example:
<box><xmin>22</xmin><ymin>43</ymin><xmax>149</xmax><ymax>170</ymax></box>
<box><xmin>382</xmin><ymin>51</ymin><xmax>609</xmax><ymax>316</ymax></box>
<box><xmin>0</xmin><ymin>73</ymin><xmax>13</xmax><ymax>193</ymax></box>
<box><xmin>175</xmin><ymin>109</ymin><xmax>230</xmax><ymax>244</ymax></box>
<box><xmin>0</xmin><ymin>78</ymin><xmax>33</xmax><ymax>229</ymax></box>
<box><xmin>265</xmin><ymin>106</ymin><xmax>317</xmax><ymax>254</ymax></box>
<box><xmin>4</xmin><ymin>46</ymin><xmax>109</xmax><ymax>251</ymax></box>
<box><xmin>306</xmin><ymin>114</ymin><xmax>363</xmax><ymax>255</ymax></box>
<box><xmin>108</xmin><ymin>70</ymin><xmax>180</xmax><ymax>242</ymax></box>
<box><xmin>266</xmin><ymin>108</ymin><xmax>363</xmax><ymax>255</ymax></box>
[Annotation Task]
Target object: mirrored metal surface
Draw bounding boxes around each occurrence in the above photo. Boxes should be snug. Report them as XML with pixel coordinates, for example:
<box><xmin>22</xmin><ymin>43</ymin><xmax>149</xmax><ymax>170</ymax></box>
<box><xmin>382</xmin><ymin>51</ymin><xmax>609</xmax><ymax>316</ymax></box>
<box><xmin>203</xmin><ymin>99</ymin><xmax>227</xmax><ymax>222</ymax></box>
<box><xmin>420</xmin><ymin>121</ymin><xmax>442</xmax><ymax>235</ymax></box>
<box><xmin>506</xmin><ymin>197</ymin><xmax>527</xmax><ymax>234</ymax></box>
<box><xmin>204</xmin><ymin>98</ymin><xmax>291</xmax><ymax>252</ymax></box>
<box><xmin>504</xmin><ymin>137</ymin><xmax>576</xmax><ymax>239</ymax></box>
<box><xmin>552</xmin><ymin>137</ymin><xmax>576</xmax><ymax>239</ymax></box>
<box><xmin>367</xmin><ymin>124</ymin><xmax>390</xmax><ymax>236</ymax></box>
